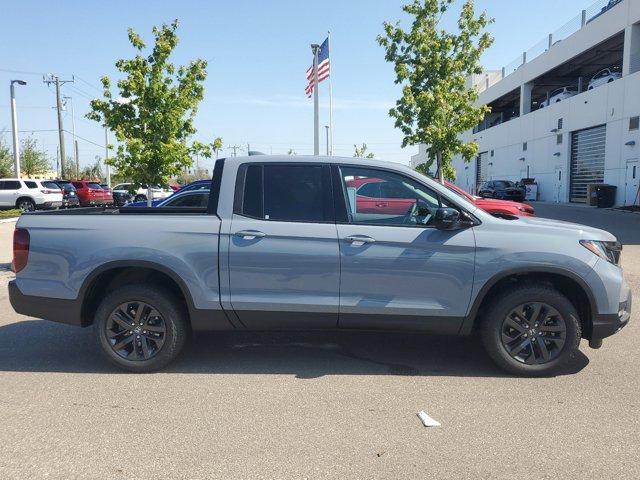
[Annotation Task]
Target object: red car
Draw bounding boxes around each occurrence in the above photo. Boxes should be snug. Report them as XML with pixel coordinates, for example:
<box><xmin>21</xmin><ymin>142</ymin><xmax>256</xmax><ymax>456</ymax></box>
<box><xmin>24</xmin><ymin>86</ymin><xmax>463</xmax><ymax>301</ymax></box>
<box><xmin>444</xmin><ymin>181</ymin><xmax>535</xmax><ymax>217</ymax></box>
<box><xmin>71</xmin><ymin>181</ymin><xmax>114</xmax><ymax>207</ymax></box>
<box><xmin>346</xmin><ymin>177</ymin><xmax>534</xmax><ymax>217</ymax></box>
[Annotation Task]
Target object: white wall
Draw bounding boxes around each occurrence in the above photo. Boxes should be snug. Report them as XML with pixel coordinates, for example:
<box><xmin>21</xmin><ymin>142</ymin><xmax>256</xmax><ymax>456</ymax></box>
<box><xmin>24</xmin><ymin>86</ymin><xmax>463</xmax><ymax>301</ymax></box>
<box><xmin>448</xmin><ymin>71</ymin><xmax>640</xmax><ymax>205</ymax></box>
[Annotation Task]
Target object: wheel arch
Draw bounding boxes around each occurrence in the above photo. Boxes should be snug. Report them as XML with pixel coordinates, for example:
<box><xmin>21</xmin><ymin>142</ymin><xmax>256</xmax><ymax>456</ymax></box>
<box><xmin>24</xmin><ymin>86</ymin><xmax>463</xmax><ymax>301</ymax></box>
<box><xmin>79</xmin><ymin>260</ymin><xmax>197</xmax><ymax>328</ymax></box>
<box><xmin>15</xmin><ymin>196</ymin><xmax>37</xmax><ymax>208</ymax></box>
<box><xmin>460</xmin><ymin>267</ymin><xmax>597</xmax><ymax>339</ymax></box>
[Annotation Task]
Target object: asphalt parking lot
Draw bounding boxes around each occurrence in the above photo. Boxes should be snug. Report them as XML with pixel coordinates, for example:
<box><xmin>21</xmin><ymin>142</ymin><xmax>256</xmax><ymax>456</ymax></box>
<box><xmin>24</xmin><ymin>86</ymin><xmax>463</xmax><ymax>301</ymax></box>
<box><xmin>0</xmin><ymin>205</ymin><xmax>639</xmax><ymax>480</ymax></box>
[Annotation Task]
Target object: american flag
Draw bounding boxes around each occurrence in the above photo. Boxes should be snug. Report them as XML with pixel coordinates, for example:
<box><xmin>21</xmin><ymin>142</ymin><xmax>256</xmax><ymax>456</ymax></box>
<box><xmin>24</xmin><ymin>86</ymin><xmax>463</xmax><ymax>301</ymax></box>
<box><xmin>305</xmin><ymin>37</ymin><xmax>330</xmax><ymax>97</ymax></box>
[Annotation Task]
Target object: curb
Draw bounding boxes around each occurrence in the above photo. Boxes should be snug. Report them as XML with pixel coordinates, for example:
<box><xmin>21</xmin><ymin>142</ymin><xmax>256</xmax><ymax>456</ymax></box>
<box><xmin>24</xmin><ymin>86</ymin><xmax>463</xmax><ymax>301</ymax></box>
<box><xmin>0</xmin><ymin>217</ymin><xmax>19</xmax><ymax>224</ymax></box>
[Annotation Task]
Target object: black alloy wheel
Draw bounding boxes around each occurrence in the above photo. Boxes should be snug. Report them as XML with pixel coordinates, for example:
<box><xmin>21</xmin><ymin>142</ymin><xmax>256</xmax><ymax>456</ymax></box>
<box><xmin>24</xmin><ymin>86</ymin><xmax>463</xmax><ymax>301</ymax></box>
<box><xmin>501</xmin><ymin>302</ymin><xmax>567</xmax><ymax>365</ymax></box>
<box><xmin>105</xmin><ymin>301</ymin><xmax>167</xmax><ymax>361</ymax></box>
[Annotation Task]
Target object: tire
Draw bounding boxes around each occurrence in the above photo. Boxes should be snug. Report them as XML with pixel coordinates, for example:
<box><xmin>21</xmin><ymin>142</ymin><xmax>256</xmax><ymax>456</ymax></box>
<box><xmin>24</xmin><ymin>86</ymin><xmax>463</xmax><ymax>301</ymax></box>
<box><xmin>481</xmin><ymin>284</ymin><xmax>581</xmax><ymax>376</ymax></box>
<box><xmin>16</xmin><ymin>197</ymin><xmax>36</xmax><ymax>212</ymax></box>
<box><xmin>94</xmin><ymin>284</ymin><xmax>188</xmax><ymax>372</ymax></box>
<box><xmin>134</xmin><ymin>194</ymin><xmax>147</xmax><ymax>202</ymax></box>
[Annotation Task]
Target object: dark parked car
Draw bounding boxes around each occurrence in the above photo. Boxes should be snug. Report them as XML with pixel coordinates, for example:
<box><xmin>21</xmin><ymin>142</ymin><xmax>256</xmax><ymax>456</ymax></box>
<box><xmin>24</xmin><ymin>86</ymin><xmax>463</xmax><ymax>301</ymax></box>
<box><xmin>127</xmin><ymin>179</ymin><xmax>211</xmax><ymax>207</ymax></box>
<box><xmin>478</xmin><ymin>180</ymin><xmax>526</xmax><ymax>201</ymax></box>
<box><xmin>54</xmin><ymin>180</ymin><xmax>80</xmax><ymax>208</ymax></box>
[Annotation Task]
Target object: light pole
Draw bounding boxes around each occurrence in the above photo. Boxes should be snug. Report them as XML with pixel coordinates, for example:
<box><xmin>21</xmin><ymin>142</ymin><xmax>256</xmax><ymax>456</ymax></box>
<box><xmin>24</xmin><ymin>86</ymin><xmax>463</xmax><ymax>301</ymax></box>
<box><xmin>10</xmin><ymin>80</ymin><xmax>27</xmax><ymax>178</ymax></box>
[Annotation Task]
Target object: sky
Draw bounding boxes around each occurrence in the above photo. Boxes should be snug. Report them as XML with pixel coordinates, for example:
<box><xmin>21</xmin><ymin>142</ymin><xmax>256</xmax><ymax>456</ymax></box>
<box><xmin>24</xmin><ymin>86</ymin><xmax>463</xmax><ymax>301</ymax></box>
<box><xmin>0</xmin><ymin>0</ymin><xmax>593</xmax><ymax>174</ymax></box>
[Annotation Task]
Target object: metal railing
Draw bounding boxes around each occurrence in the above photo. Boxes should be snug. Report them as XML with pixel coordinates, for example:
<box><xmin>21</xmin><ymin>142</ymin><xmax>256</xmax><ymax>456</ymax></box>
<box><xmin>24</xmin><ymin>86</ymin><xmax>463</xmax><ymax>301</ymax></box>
<box><xmin>474</xmin><ymin>0</ymin><xmax>622</xmax><ymax>93</ymax></box>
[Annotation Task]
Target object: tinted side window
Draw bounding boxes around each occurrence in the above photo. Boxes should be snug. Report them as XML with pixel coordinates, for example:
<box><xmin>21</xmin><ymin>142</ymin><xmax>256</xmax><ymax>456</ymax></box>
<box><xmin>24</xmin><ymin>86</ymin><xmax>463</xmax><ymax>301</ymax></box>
<box><xmin>264</xmin><ymin>165</ymin><xmax>329</xmax><ymax>222</ymax></box>
<box><xmin>72</xmin><ymin>182</ymin><xmax>83</xmax><ymax>189</ymax></box>
<box><xmin>241</xmin><ymin>164</ymin><xmax>263</xmax><ymax>218</ymax></box>
<box><xmin>25</xmin><ymin>181</ymin><xmax>38</xmax><ymax>189</ymax></box>
<box><xmin>165</xmin><ymin>192</ymin><xmax>209</xmax><ymax>207</ymax></box>
<box><xmin>3</xmin><ymin>181</ymin><xmax>21</xmax><ymax>190</ymax></box>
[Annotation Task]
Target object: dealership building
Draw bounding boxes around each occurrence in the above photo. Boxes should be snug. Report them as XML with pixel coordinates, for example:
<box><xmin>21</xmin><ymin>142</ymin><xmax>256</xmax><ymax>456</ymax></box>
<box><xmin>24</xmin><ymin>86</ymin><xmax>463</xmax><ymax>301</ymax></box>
<box><xmin>410</xmin><ymin>0</ymin><xmax>640</xmax><ymax>206</ymax></box>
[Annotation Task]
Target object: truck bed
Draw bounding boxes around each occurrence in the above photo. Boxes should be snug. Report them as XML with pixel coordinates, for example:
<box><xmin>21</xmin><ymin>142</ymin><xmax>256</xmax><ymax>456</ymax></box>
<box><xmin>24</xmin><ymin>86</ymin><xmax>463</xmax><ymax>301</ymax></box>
<box><xmin>25</xmin><ymin>206</ymin><xmax>210</xmax><ymax>215</ymax></box>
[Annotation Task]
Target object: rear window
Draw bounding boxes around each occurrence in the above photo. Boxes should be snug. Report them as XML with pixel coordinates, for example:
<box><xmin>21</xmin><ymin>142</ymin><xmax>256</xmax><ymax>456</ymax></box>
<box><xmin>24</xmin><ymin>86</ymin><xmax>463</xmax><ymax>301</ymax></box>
<box><xmin>87</xmin><ymin>182</ymin><xmax>102</xmax><ymax>189</ymax></box>
<box><xmin>25</xmin><ymin>181</ymin><xmax>38</xmax><ymax>189</ymax></box>
<box><xmin>42</xmin><ymin>181</ymin><xmax>60</xmax><ymax>189</ymax></box>
<box><xmin>72</xmin><ymin>182</ymin><xmax>83</xmax><ymax>188</ymax></box>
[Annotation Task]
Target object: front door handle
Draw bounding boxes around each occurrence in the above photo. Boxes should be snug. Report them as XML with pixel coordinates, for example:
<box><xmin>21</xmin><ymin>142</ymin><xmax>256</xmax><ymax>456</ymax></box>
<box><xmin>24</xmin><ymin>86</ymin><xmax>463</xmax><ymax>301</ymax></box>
<box><xmin>234</xmin><ymin>230</ymin><xmax>266</xmax><ymax>240</ymax></box>
<box><xmin>345</xmin><ymin>235</ymin><xmax>375</xmax><ymax>246</ymax></box>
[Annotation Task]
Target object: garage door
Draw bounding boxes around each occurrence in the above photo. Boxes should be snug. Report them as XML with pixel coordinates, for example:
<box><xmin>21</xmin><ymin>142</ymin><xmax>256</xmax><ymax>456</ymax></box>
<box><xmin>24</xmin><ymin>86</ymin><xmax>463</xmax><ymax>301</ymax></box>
<box><xmin>570</xmin><ymin>125</ymin><xmax>606</xmax><ymax>203</ymax></box>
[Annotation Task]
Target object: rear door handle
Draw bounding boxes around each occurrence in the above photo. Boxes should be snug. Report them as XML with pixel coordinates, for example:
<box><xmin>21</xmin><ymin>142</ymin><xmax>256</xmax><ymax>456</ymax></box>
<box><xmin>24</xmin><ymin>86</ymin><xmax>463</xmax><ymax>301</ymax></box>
<box><xmin>345</xmin><ymin>235</ymin><xmax>375</xmax><ymax>246</ymax></box>
<box><xmin>234</xmin><ymin>230</ymin><xmax>266</xmax><ymax>240</ymax></box>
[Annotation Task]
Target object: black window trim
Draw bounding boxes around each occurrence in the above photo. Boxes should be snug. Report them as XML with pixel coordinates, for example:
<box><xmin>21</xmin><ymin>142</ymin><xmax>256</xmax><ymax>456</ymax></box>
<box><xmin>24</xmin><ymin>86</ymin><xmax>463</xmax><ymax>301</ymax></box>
<box><xmin>332</xmin><ymin>163</ymin><xmax>480</xmax><ymax>229</ymax></box>
<box><xmin>233</xmin><ymin>161</ymin><xmax>335</xmax><ymax>224</ymax></box>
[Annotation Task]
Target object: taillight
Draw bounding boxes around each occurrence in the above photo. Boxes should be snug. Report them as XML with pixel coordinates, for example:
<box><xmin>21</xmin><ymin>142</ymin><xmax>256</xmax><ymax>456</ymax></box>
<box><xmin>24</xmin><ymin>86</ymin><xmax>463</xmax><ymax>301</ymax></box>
<box><xmin>12</xmin><ymin>228</ymin><xmax>30</xmax><ymax>273</ymax></box>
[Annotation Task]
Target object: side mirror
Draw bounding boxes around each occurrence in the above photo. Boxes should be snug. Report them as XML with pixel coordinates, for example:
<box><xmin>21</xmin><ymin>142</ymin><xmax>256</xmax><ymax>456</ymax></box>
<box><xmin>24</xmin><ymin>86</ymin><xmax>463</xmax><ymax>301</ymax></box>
<box><xmin>434</xmin><ymin>207</ymin><xmax>462</xmax><ymax>230</ymax></box>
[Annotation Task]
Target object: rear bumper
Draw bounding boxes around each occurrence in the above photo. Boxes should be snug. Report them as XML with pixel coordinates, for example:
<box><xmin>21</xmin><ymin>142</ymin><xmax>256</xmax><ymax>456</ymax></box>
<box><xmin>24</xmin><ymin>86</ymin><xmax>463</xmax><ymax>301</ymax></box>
<box><xmin>591</xmin><ymin>290</ymin><xmax>632</xmax><ymax>340</ymax></box>
<box><xmin>9</xmin><ymin>280</ymin><xmax>83</xmax><ymax>327</ymax></box>
<box><xmin>39</xmin><ymin>201</ymin><xmax>62</xmax><ymax>210</ymax></box>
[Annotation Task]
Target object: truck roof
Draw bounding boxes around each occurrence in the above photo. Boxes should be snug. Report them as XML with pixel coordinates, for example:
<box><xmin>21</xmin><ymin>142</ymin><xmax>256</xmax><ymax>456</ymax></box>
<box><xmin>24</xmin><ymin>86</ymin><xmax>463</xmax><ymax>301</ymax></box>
<box><xmin>221</xmin><ymin>155</ymin><xmax>416</xmax><ymax>174</ymax></box>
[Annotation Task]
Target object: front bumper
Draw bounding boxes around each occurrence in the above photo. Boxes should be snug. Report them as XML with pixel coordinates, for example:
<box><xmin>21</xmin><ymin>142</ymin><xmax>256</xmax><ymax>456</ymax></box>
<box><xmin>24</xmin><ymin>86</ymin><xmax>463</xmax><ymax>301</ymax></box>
<box><xmin>9</xmin><ymin>280</ymin><xmax>83</xmax><ymax>327</ymax></box>
<box><xmin>591</xmin><ymin>289</ymin><xmax>632</xmax><ymax>340</ymax></box>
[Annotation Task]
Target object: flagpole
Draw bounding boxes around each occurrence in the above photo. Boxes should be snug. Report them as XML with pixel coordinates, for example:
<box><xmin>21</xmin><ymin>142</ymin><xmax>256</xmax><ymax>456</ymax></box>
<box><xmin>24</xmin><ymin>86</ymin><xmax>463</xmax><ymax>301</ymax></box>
<box><xmin>328</xmin><ymin>31</ymin><xmax>333</xmax><ymax>156</ymax></box>
<box><xmin>312</xmin><ymin>43</ymin><xmax>320</xmax><ymax>155</ymax></box>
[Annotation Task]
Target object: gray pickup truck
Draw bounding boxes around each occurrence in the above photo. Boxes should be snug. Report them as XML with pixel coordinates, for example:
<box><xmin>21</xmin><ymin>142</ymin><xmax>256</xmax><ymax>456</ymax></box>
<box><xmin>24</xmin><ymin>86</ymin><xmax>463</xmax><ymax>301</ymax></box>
<box><xmin>8</xmin><ymin>156</ymin><xmax>631</xmax><ymax>375</ymax></box>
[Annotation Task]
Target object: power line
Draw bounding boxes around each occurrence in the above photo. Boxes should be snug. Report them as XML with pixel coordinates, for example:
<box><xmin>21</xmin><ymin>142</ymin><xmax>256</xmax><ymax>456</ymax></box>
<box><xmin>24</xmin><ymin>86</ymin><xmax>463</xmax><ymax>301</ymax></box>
<box><xmin>74</xmin><ymin>75</ymin><xmax>102</xmax><ymax>93</ymax></box>
<box><xmin>64</xmin><ymin>130</ymin><xmax>105</xmax><ymax>149</ymax></box>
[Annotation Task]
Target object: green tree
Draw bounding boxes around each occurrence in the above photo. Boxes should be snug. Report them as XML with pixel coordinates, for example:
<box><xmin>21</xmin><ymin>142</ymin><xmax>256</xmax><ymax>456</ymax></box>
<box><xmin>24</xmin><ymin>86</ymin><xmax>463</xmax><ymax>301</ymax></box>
<box><xmin>81</xmin><ymin>157</ymin><xmax>104</xmax><ymax>180</ymax></box>
<box><xmin>353</xmin><ymin>143</ymin><xmax>375</xmax><ymax>158</ymax></box>
<box><xmin>378</xmin><ymin>0</ymin><xmax>493</xmax><ymax>182</ymax></box>
<box><xmin>20</xmin><ymin>137</ymin><xmax>51</xmax><ymax>177</ymax></box>
<box><xmin>0</xmin><ymin>135</ymin><xmax>14</xmax><ymax>177</ymax></box>
<box><xmin>87</xmin><ymin>20</ymin><xmax>217</xmax><ymax>205</ymax></box>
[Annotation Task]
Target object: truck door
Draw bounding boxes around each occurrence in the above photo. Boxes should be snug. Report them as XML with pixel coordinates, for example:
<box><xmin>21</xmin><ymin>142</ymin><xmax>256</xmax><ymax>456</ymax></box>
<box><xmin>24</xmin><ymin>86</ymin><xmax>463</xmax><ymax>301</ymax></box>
<box><xmin>227</xmin><ymin>162</ymin><xmax>340</xmax><ymax>329</ymax></box>
<box><xmin>334</xmin><ymin>164</ymin><xmax>476</xmax><ymax>334</ymax></box>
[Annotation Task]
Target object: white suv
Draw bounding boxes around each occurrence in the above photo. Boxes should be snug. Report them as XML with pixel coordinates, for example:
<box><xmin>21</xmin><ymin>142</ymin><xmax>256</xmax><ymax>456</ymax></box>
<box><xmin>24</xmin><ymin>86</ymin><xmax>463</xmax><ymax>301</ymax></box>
<box><xmin>112</xmin><ymin>183</ymin><xmax>172</xmax><ymax>202</ymax></box>
<box><xmin>0</xmin><ymin>178</ymin><xmax>63</xmax><ymax>212</ymax></box>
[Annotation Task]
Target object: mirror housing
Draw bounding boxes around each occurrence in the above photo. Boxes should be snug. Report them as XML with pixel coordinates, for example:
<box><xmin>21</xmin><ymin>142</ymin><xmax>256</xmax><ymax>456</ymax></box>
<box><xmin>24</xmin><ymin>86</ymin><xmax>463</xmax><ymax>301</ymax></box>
<box><xmin>434</xmin><ymin>207</ymin><xmax>463</xmax><ymax>230</ymax></box>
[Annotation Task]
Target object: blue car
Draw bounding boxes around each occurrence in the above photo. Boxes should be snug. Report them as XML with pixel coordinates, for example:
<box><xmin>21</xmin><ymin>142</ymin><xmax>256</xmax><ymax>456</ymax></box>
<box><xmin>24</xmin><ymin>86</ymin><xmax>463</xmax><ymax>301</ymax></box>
<box><xmin>126</xmin><ymin>179</ymin><xmax>211</xmax><ymax>207</ymax></box>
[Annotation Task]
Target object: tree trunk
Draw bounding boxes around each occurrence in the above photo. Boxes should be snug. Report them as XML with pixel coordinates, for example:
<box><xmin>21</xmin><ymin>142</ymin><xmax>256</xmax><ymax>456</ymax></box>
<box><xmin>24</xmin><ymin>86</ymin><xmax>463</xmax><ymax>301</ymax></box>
<box><xmin>437</xmin><ymin>151</ymin><xmax>445</xmax><ymax>184</ymax></box>
<box><xmin>147</xmin><ymin>187</ymin><xmax>153</xmax><ymax>207</ymax></box>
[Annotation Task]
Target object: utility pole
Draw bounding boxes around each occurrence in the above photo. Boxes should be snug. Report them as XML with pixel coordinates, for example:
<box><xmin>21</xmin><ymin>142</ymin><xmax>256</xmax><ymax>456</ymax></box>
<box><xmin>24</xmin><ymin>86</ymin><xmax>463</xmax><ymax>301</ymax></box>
<box><xmin>63</xmin><ymin>96</ymin><xmax>79</xmax><ymax>178</ymax></box>
<box><xmin>228</xmin><ymin>145</ymin><xmax>242</xmax><ymax>157</ymax></box>
<box><xmin>311</xmin><ymin>43</ymin><xmax>320</xmax><ymax>155</ymax></box>
<box><xmin>105</xmin><ymin>128</ymin><xmax>110</xmax><ymax>187</ymax></box>
<box><xmin>10</xmin><ymin>80</ymin><xmax>27</xmax><ymax>178</ymax></box>
<box><xmin>43</xmin><ymin>74</ymin><xmax>74</xmax><ymax>178</ymax></box>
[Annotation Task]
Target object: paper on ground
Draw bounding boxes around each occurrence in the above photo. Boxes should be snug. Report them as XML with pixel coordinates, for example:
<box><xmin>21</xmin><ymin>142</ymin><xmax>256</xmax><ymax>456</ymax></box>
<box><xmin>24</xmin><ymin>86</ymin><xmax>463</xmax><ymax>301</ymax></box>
<box><xmin>417</xmin><ymin>410</ymin><xmax>441</xmax><ymax>427</ymax></box>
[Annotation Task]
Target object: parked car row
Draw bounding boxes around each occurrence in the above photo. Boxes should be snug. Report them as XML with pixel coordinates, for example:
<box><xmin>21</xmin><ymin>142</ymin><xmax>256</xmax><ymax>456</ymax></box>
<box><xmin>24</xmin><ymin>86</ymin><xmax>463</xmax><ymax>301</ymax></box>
<box><xmin>539</xmin><ymin>66</ymin><xmax>622</xmax><ymax>109</ymax></box>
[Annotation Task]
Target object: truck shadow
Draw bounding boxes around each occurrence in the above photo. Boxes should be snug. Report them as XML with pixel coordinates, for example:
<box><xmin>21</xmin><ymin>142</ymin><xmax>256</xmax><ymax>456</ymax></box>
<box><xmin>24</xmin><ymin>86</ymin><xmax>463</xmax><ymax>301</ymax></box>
<box><xmin>0</xmin><ymin>320</ymin><xmax>589</xmax><ymax>378</ymax></box>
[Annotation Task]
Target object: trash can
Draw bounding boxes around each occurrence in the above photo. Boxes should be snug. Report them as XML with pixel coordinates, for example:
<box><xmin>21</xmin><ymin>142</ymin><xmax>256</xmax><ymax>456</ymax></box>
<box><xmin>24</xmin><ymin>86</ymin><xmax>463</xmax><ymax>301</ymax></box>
<box><xmin>595</xmin><ymin>184</ymin><xmax>617</xmax><ymax>208</ymax></box>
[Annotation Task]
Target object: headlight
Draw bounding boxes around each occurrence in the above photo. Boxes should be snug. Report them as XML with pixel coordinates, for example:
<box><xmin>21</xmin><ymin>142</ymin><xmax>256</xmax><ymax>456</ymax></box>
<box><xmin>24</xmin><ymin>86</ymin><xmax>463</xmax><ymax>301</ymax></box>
<box><xmin>580</xmin><ymin>240</ymin><xmax>622</xmax><ymax>265</ymax></box>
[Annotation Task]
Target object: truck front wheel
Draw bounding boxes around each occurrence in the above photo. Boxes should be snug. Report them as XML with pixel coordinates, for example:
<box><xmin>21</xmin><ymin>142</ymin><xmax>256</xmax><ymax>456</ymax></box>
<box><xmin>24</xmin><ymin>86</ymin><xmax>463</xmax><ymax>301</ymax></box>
<box><xmin>481</xmin><ymin>284</ymin><xmax>581</xmax><ymax>376</ymax></box>
<box><xmin>94</xmin><ymin>284</ymin><xmax>188</xmax><ymax>372</ymax></box>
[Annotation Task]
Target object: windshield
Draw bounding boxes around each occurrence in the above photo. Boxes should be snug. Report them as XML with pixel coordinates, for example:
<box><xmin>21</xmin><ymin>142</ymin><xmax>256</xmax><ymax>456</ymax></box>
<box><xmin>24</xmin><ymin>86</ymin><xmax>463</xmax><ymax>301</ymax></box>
<box><xmin>494</xmin><ymin>180</ymin><xmax>516</xmax><ymax>188</ymax></box>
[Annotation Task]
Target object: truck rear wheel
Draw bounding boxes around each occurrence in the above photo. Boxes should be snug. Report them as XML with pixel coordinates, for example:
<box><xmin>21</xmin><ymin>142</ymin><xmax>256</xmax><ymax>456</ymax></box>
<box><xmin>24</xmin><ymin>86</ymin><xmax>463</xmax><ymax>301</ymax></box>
<box><xmin>481</xmin><ymin>284</ymin><xmax>581</xmax><ymax>376</ymax></box>
<box><xmin>94</xmin><ymin>284</ymin><xmax>188</xmax><ymax>372</ymax></box>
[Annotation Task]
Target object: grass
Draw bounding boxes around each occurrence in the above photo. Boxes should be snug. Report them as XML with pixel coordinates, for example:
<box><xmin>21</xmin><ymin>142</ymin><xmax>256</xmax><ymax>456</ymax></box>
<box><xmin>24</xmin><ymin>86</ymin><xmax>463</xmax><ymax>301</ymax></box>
<box><xmin>0</xmin><ymin>209</ymin><xmax>22</xmax><ymax>219</ymax></box>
